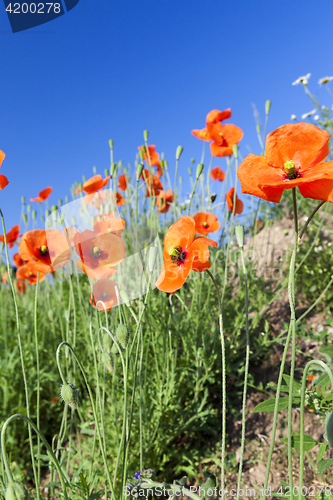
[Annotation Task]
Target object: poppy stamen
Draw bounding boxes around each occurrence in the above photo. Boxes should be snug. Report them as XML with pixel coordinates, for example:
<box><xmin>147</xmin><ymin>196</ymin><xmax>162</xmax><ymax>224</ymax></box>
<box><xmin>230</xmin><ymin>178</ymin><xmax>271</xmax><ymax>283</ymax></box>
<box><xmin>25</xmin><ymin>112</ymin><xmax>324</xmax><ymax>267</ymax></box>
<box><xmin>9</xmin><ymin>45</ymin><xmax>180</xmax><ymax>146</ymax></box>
<box><xmin>39</xmin><ymin>245</ymin><xmax>49</xmax><ymax>255</ymax></box>
<box><xmin>169</xmin><ymin>246</ymin><xmax>187</xmax><ymax>264</ymax></box>
<box><xmin>284</xmin><ymin>160</ymin><xmax>301</xmax><ymax>180</ymax></box>
<box><xmin>91</xmin><ymin>246</ymin><xmax>102</xmax><ymax>258</ymax></box>
<box><xmin>102</xmin><ymin>292</ymin><xmax>109</xmax><ymax>299</ymax></box>
<box><xmin>203</xmin><ymin>222</ymin><xmax>208</xmax><ymax>228</ymax></box>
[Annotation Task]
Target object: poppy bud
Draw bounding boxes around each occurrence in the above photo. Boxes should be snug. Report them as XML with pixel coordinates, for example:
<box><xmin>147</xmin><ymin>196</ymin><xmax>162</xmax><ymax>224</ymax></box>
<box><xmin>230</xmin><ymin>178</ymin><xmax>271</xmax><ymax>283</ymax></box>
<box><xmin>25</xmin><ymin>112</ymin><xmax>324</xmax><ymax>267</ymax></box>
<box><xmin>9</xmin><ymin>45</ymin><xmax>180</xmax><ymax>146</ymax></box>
<box><xmin>22</xmin><ymin>214</ymin><xmax>27</xmax><ymax>224</ymax></box>
<box><xmin>65</xmin><ymin>196</ymin><xmax>69</xmax><ymax>204</ymax></box>
<box><xmin>160</xmin><ymin>160</ymin><xmax>165</xmax><ymax>172</ymax></box>
<box><xmin>196</xmin><ymin>163</ymin><xmax>204</xmax><ymax>178</ymax></box>
<box><xmin>111</xmin><ymin>163</ymin><xmax>117</xmax><ymax>178</ymax></box>
<box><xmin>256</xmin><ymin>124</ymin><xmax>260</xmax><ymax>135</ymax></box>
<box><xmin>93</xmin><ymin>166</ymin><xmax>97</xmax><ymax>174</ymax></box>
<box><xmin>210</xmin><ymin>193</ymin><xmax>217</xmax><ymax>203</ymax></box>
<box><xmin>82</xmin><ymin>175</ymin><xmax>86</xmax><ymax>183</ymax></box>
<box><xmin>27</xmin><ymin>205</ymin><xmax>31</xmax><ymax>213</ymax></box>
<box><xmin>136</xmin><ymin>164</ymin><xmax>144</xmax><ymax>181</ymax></box>
<box><xmin>325</xmin><ymin>412</ymin><xmax>333</xmax><ymax>448</ymax></box>
<box><xmin>21</xmin><ymin>196</ymin><xmax>25</xmax><ymax>205</ymax></box>
<box><xmin>143</xmin><ymin>130</ymin><xmax>149</xmax><ymax>142</ymax></box>
<box><xmin>235</xmin><ymin>225</ymin><xmax>244</xmax><ymax>248</ymax></box>
<box><xmin>233</xmin><ymin>144</ymin><xmax>238</xmax><ymax>159</ymax></box>
<box><xmin>101</xmin><ymin>351</ymin><xmax>114</xmax><ymax>372</ymax></box>
<box><xmin>109</xmin><ymin>139</ymin><xmax>113</xmax><ymax>149</ymax></box>
<box><xmin>164</xmin><ymin>160</ymin><xmax>168</xmax><ymax>170</ymax></box>
<box><xmin>265</xmin><ymin>100</ymin><xmax>272</xmax><ymax>116</ymax></box>
<box><xmin>120</xmin><ymin>288</ymin><xmax>130</xmax><ymax>305</ymax></box>
<box><xmin>32</xmin><ymin>210</ymin><xmax>37</xmax><ymax>222</ymax></box>
<box><xmin>176</xmin><ymin>146</ymin><xmax>183</xmax><ymax>160</ymax></box>
<box><xmin>60</xmin><ymin>382</ymin><xmax>78</xmax><ymax>410</ymax></box>
<box><xmin>116</xmin><ymin>324</ymin><xmax>129</xmax><ymax>349</ymax></box>
<box><xmin>188</xmin><ymin>167</ymin><xmax>192</xmax><ymax>175</ymax></box>
<box><xmin>6</xmin><ymin>482</ymin><xmax>28</xmax><ymax>500</ymax></box>
<box><xmin>104</xmin><ymin>169</ymin><xmax>109</xmax><ymax>177</ymax></box>
<box><xmin>102</xmin><ymin>331</ymin><xmax>112</xmax><ymax>353</ymax></box>
<box><xmin>58</xmin><ymin>200</ymin><xmax>62</xmax><ymax>207</ymax></box>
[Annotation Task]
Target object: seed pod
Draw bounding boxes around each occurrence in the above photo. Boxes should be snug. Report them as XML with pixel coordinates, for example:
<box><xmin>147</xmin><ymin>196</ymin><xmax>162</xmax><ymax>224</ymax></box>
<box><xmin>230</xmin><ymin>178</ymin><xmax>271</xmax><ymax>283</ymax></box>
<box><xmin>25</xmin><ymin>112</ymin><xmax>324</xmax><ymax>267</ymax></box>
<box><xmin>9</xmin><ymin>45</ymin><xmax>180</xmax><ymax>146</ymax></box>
<box><xmin>102</xmin><ymin>331</ymin><xmax>112</xmax><ymax>353</ymax></box>
<box><xmin>143</xmin><ymin>130</ymin><xmax>149</xmax><ymax>142</ymax></box>
<box><xmin>6</xmin><ymin>482</ymin><xmax>28</xmax><ymax>500</ymax></box>
<box><xmin>176</xmin><ymin>145</ymin><xmax>183</xmax><ymax>160</ymax></box>
<box><xmin>116</xmin><ymin>324</ymin><xmax>129</xmax><ymax>349</ymax></box>
<box><xmin>196</xmin><ymin>163</ymin><xmax>204</xmax><ymax>178</ymax></box>
<box><xmin>325</xmin><ymin>412</ymin><xmax>333</xmax><ymax>448</ymax></box>
<box><xmin>60</xmin><ymin>382</ymin><xmax>78</xmax><ymax>410</ymax></box>
<box><xmin>110</xmin><ymin>341</ymin><xmax>119</xmax><ymax>355</ymax></box>
<box><xmin>101</xmin><ymin>351</ymin><xmax>114</xmax><ymax>372</ymax></box>
<box><xmin>136</xmin><ymin>163</ymin><xmax>144</xmax><ymax>181</ymax></box>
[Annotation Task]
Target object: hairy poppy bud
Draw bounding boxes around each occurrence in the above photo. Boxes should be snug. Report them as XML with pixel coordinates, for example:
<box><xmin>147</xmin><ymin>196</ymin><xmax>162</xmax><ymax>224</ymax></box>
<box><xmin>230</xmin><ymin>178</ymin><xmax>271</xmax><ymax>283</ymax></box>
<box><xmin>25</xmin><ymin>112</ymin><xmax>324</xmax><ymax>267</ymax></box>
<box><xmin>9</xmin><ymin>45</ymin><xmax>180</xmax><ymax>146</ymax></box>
<box><xmin>101</xmin><ymin>351</ymin><xmax>114</xmax><ymax>372</ymax></box>
<box><xmin>21</xmin><ymin>196</ymin><xmax>25</xmax><ymax>205</ymax></box>
<box><xmin>196</xmin><ymin>163</ymin><xmax>204</xmax><ymax>178</ymax></box>
<box><xmin>109</xmin><ymin>139</ymin><xmax>113</xmax><ymax>149</ymax></box>
<box><xmin>164</xmin><ymin>160</ymin><xmax>168</xmax><ymax>171</ymax></box>
<box><xmin>6</xmin><ymin>482</ymin><xmax>28</xmax><ymax>500</ymax></box>
<box><xmin>22</xmin><ymin>214</ymin><xmax>27</xmax><ymax>224</ymax></box>
<box><xmin>143</xmin><ymin>130</ymin><xmax>149</xmax><ymax>142</ymax></box>
<box><xmin>116</xmin><ymin>324</ymin><xmax>129</xmax><ymax>349</ymax></box>
<box><xmin>104</xmin><ymin>169</ymin><xmax>109</xmax><ymax>177</ymax></box>
<box><xmin>120</xmin><ymin>289</ymin><xmax>130</xmax><ymax>305</ymax></box>
<box><xmin>233</xmin><ymin>144</ymin><xmax>238</xmax><ymax>159</ymax></box>
<box><xmin>136</xmin><ymin>163</ymin><xmax>144</xmax><ymax>181</ymax></box>
<box><xmin>176</xmin><ymin>146</ymin><xmax>183</xmax><ymax>160</ymax></box>
<box><xmin>265</xmin><ymin>100</ymin><xmax>272</xmax><ymax>116</ymax></box>
<box><xmin>111</xmin><ymin>162</ymin><xmax>117</xmax><ymax>178</ymax></box>
<box><xmin>102</xmin><ymin>331</ymin><xmax>112</xmax><ymax>353</ymax></box>
<box><xmin>60</xmin><ymin>382</ymin><xmax>78</xmax><ymax>410</ymax></box>
<box><xmin>235</xmin><ymin>225</ymin><xmax>244</xmax><ymax>248</ymax></box>
<box><xmin>325</xmin><ymin>412</ymin><xmax>333</xmax><ymax>448</ymax></box>
<box><xmin>32</xmin><ymin>210</ymin><xmax>37</xmax><ymax>221</ymax></box>
<box><xmin>93</xmin><ymin>166</ymin><xmax>97</xmax><ymax>174</ymax></box>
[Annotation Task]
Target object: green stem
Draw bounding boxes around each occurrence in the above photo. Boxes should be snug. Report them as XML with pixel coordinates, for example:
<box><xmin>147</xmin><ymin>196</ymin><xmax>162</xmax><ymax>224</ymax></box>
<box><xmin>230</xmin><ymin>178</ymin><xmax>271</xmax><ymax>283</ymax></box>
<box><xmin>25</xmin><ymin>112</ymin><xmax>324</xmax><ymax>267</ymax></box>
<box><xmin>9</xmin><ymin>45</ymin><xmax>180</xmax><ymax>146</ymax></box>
<box><xmin>205</xmin><ymin>270</ymin><xmax>225</xmax><ymax>493</ymax></box>
<box><xmin>299</xmin><ymin>360</ymin><xmax>333</xmax><ymax>500</ymax></box>
<box><xmin>236</xmin><ymin>247</ymin><xmax>250</xmax><ymax>500</ymax></box>
<box><xmin>298</xmin><ymin>200</ymin><xmax>326</xmax><ymax>240</ymax></box>
<box><xmin>1</xmin><ymin>414</ymin><xmax>68</xmax><ymax>499</ymax></box>
<box><xmin>56</xmin><ymin>341</ymin><xmax>116</xmax><ymax>500</ymax></box>
<box><xmin>34</xmin><ymin>272</ymin><xmax>41</xmax><ymax>488</ymax></box>
<box><xmin>0</xmin><ymin>208</ymin><xmax>39</xmax><ymax>497</ymax></box>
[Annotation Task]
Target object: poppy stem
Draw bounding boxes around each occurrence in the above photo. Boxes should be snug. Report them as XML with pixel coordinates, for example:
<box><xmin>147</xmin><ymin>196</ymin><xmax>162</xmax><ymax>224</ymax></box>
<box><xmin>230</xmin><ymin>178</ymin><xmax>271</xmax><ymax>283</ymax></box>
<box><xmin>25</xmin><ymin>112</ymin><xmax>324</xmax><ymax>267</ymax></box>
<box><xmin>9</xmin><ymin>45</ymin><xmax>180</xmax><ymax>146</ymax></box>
<box><xmin>205</xmin><ymin>269</ymin><xmax>226</xmax><ymax>494</ymax></box>
<box><xmin>0</xmin><ymin>208</ymin><xmax>40</xmax><ymax>497</ymax></box>
<box><xmin>34</xmin><ymin>271</ymin><xmax>41</xmax><ymax>488</ymax></box>
<box><xmin>298</xmin><ymin>200</ymin><xmax>326</xmax><ymax>240</ymax></box>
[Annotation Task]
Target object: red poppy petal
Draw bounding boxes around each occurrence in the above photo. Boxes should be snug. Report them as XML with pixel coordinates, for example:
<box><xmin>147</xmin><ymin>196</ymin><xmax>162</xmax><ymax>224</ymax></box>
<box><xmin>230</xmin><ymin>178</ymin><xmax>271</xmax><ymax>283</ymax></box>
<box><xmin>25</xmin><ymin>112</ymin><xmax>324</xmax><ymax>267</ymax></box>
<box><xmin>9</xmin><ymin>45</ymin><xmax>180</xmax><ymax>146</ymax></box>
<box><xmin>155</xmin><ymin>259</ymin><xmax>193</xmax><ymax>293</ymax></box>
<box><xmin>210</xmin><ymin>143</ymin><xmax>234</xmax><ymax>158</ymax></box>
<box><xmin>237</xmin><ymin>154</ymin><xmax>284</xmax><ymax>203</ymax></box>
<box><xmin>266</xmin><ymin>123</ymin><xmax>330</xmax><ymax>170</ymax></box>
<box><xmin>0</xmin><ymin>175</ymin><xmax>9</xmax><ymax>190</ymax></box>
<box><xmin>0</xmin><ymin>150</ymin><xmax>5</xmax><ymax>167</ymax></box>
<box><xmin>163</xmin><ymin>216</ymin><xmax>195</xmax><ymax>259</ymax></box>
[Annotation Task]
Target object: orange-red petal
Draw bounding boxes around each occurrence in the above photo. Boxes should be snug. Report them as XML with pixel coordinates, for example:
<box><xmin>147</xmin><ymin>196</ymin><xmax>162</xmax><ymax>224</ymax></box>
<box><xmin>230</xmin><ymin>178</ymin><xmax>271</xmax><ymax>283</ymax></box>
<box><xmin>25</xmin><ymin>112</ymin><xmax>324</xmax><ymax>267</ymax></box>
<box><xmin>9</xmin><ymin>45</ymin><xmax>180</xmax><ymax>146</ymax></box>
<box><xmin>155</xmin><ymin>258</ymin><xmax>193</xmax><ymax>293</ymax></box>
<box><xmin>163</xmin><ymin>216</ymin><xmax>195</xmax><ymax>260</ymax></box>
<box><xmin>0</xmin><ymin>175</ymin><xmax>9</xmax><ymax>190</ymax></box>
<box><xmin>265</xmin><ymin>123</ymin><xmax>330</xmax><ymax>170</ymax></box>
<box><xmin>189</xmin><ymin>236</ymin><xmax>217</xmax><ymax>272</ymax></box>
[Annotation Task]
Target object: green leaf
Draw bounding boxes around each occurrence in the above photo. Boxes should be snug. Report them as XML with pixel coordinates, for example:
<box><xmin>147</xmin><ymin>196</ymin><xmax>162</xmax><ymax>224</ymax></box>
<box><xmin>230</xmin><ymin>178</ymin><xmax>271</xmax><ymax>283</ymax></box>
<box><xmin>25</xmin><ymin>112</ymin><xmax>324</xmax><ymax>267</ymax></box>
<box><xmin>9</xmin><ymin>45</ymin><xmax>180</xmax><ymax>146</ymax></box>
<box><xmin>317</xmin><ymin>458</ymin><xmax>333</xmax><ymax>475</ymax></box>
<box><xmin>200</xmin><ymin>470</ymin><xmax>217</xmax><ymax>499</ymax></box>
<box><xmin>253</xmin><ymin>396</ymin><xmax>300</xmax><ymax>413</ymax></box>
<box><xmin>319</xmin><ymin>345</ymin><xmax>333</xmax><ymax>358</ymax></box>
<box><xmin>281</xmin><ymin>433</ymin><xmax>318</xmax><ymax>451</ymax></box>
<box><xmin>317</xmin><ymin>442</ymin><xmax>328</xmax><ymax>463</ymax></box>
<box><xmin>282</xmin><ymin>374</ymin><xmax>301</xmax><ymax>390</ymax></box>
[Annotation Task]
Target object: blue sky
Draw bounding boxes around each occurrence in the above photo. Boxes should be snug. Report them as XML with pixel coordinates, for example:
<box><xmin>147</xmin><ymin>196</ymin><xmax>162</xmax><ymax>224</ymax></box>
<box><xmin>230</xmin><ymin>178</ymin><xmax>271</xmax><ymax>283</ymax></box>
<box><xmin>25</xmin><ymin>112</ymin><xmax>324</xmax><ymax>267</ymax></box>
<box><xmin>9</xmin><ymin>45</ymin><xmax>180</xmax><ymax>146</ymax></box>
<box><xmin>1</xmin><ymin>0</ymin><xmax>333</xmax><ymax>235</ymax></box>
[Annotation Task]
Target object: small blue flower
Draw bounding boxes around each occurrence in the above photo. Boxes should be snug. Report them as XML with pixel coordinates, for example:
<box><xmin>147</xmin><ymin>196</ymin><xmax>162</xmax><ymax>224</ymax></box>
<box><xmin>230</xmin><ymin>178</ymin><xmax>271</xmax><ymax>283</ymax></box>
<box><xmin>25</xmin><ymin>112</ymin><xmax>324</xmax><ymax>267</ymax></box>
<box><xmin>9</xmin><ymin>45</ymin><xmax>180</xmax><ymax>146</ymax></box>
<box><xmin>134</xmin><ymin>471</ymin><xmax>140</xmax><ymax>480</ymax></box>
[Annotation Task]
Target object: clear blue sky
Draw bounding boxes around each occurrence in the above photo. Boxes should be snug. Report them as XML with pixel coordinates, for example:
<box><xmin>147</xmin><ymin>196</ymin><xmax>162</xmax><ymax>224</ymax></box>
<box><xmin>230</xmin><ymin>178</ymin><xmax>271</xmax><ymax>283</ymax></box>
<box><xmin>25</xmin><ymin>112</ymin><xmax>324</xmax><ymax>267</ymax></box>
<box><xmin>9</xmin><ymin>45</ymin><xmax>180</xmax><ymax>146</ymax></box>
<box><xmin>1</xmin><ymin>0</ymin><xmax>333</xmax><ymax>233</ymax></box>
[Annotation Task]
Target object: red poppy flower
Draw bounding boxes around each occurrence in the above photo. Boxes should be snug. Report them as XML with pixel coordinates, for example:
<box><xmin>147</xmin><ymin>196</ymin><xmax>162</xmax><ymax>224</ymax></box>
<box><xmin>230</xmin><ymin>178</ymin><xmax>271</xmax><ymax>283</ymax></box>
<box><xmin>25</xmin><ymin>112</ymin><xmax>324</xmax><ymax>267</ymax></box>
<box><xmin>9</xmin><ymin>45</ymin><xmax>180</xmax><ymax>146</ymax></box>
<box><xmin>116</xmin><ymin>192</ymin><xmax>125</xmax><ymax>206</ymax></box>
<box><xmin>192</xmin><ymin>212</ymin><xmax>220</xmax><ymax>236</ymax></box>
<box><xmin>142</xmin><ymin>169</ymin><xmax>163</xmax><ymax>197</ymax></box>
<box><xmin>0</xmin><ymin>150</ymin><xmax>8</xmax><ymax>190</ymax></box>
<box><xmin>2</xmin><ymin>271</ymin><xmax>8</xmax><ymax>284</ymax></box>
<box><xmin>82</xmin><ymin>174</ymin><xmax>110</xmax><ymax>195</ymax></box>
<box><xmin>0</xmin><ymin>225</ymin><xmax>20</xmax><ymax>248</ymax></box>
<box><xmin>138</xmin><ymin>145</ymin><xmax>163</xmax><ymax>176</ymax></box>
<box><xmin>30</xmin><ymin>187</ymin><xmax>52</xmax><ymax>202</ymax></box>
<box><xmin>93</xmin><ymin>216</ymin><xmax>126</xmax><ymax>237</ymax></box>
<box><xmin>226</xmin><ymin>188</ymin><xmax>243</xmax><ymax>215</ymax></box>
<box><xmin>237</xmin><ymin>123</ymin><xmax>333</xmax><ymax>203</ymax></box>
<box><xmin>0</xmin><ymin>175</ymin><xmax>8</xmax><ymax>190</ymax></box>
<box><xmin>211</xmin><ymin>167</ymin><xmax>225</xmax><ymax>181</ymax></box>
<box><xmin>155</xmin><ymin>216</ymin><xmax>218</xmax><ymax>293</ymax></box>
<box><xmin>192</xmin><ymin>109</ymin><xmax>232</xmax><ymax>141</ymax></box>
<box><xmin>73</xmin><ymin>229</ymin><xmax>126</xmax><ymax>280</ymax></box>
<box><xmin>118</xmin><ymin>174</ymin><xmax>129</xmax><ymax>191</ymax></box>
<box><xmin>0</xmin><ymin>150</ymin><xmax>5</xmax><ymax>167</ymax></box>
<box><xmin>90</xmin><ymin>279</ymin><xmax>119</xmax><ymax>311</ymax></box>
<box><xmin>17</xmin><ymin>280</ymin><xmax>27</xmax><ymax>295</ymax></box>
<box><xmin>208</xmin><ymin>123</ymin><xmax>243</xmax><ymax>157</ymax></box>
<box><xmin>13</xmin><ymin>253</ymin><xmax>25</xmax><ymax>267</ymax></box>
<box><xmin>156</xmin><ymin>190</ymin><xmax>174</xmax><ymax>213</ymax></box>
<box><xmin>16</xmin><ymin>259</ymin><xmax>45</xmax><ymax>284</ymax></box>
<box><xmin>74</xmin><ymin>185</ymin><xmax>82</xmax><ymax>195</ymax></box>
<box><xmin>19</xmin><ymin>229</ymin><xmax>70</xmax><ymax>273</ymax></box>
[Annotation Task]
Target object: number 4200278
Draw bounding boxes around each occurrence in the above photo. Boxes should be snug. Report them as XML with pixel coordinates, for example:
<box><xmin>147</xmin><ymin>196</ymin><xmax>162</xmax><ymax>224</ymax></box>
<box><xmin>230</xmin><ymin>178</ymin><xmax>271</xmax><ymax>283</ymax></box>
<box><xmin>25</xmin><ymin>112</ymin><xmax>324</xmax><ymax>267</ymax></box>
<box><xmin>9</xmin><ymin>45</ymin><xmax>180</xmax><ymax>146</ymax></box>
<box><xmin>6</xmin><ymin>3</ymin><xmax>61</xmax><ymax>14</ymax></box>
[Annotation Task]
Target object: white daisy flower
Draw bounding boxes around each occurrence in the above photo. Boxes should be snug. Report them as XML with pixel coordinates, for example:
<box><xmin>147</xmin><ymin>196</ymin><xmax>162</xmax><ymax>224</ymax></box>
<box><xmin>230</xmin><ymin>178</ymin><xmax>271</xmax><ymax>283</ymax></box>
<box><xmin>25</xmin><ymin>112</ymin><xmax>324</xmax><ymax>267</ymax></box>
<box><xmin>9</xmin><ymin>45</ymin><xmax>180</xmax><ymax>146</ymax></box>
<box><xmin>318</xmin><ymin>76</ymin><xmax>333</xmax><ymax>85</ymax></box>
<box><xmin>301</xmin><ymin>109</ymin><xmax>316</xmax><ymax>119</ymax></box>
<box><xmin>292</xmin><ymin>73</ymin><xmax>311</xmax><ymax>86</ymax></box>
<box><xmin>314</xmin><ymin>115</ymin><xmax>319</xmax><ymax>121</ymax></box>
<box><xmin>291</xmin><ymin>114</ymin><xmax>296</xmax><ymax>120</ymax></box>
